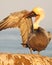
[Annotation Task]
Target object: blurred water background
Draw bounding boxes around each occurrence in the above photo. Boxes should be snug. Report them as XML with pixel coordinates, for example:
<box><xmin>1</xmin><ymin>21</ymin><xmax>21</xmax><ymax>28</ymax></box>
<box><xmin>0</xmin><ymin>0</ymin><xmax>52</xmax><ymax>57</ymax></box>
<box><xmin>0</xmin><ymin>28</ymin><xmax>52</xmax><ymax>57</ymax></box>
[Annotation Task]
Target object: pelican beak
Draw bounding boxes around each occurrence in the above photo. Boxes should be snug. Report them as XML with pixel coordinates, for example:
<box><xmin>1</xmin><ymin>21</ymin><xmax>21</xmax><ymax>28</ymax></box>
<box><xmin>25</xmin><ymin>11</ymin><xmax>38</xmax><ymax>18</ymax></box>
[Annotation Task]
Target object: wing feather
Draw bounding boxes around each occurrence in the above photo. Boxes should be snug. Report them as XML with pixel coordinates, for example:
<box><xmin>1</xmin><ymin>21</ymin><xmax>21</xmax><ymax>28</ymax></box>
<box><xmin>0</xmin><ymin>10</ymin><xmax>29</xmax><ymax>30</ymax></box>
<box><xmin>0</xmin><ymin>10</ymin><xmax>33</xmax><ymax>44</ymax></box>
<box><xmin>20</xmin><ymin>17</ymin><xmax>32</xmax><ymax>44</ymax></box>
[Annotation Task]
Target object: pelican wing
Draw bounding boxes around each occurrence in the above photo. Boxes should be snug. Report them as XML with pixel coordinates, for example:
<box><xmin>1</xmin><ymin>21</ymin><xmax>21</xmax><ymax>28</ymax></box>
<box><xmin>0</xmin><ymin>10</ymin><xmax>29</xmax><ymax>30</ymax></box>
<box><xmin>19</xmin><ymin>15</ymin><xmax>32</xmax><ymax>44</ymax></box>
<box><xmin>0</xmin><ymin>10</ymin><xmax>33</xmax><ymax>44</ymax></box>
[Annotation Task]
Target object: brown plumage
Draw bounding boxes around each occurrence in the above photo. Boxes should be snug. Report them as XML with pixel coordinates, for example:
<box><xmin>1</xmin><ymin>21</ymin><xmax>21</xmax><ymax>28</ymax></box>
<box><xmin>0</xmin><ymin>8</ymin><xmax>51</xmax><ymax>54</ymax></box>
<box><xmin>0</xmin><ymin>10</ymin><xmax>33</xmax><ymax>46</ymax></box>
<box><xmin>27</xmin><ymin>27</ymin><xmax>51</xmax><ymax>53</ymax></box>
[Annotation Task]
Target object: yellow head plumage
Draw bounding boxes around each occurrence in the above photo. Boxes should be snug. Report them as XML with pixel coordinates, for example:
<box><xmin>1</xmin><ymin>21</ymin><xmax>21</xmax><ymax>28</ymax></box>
<box><xmin>33</xmin><ymin>7</ymin><xmax>45</xmax><ymax>16</ymax></box>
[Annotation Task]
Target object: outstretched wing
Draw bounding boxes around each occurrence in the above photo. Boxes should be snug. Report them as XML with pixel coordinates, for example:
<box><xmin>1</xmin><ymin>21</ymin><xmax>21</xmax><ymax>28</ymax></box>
<box><xmin>0</xmin><ymin>10</ymin><xmax>29</xmax><ymax>30</ymax></box>
<box><xmin>0</xmin><ymin>10</ymin><xmax>33</xmax><ymax>44</ymax></box>
<box><xmin>19</xmin><ymin>15</ymin><xmax>32</xmax><ymax>44</ymax></box>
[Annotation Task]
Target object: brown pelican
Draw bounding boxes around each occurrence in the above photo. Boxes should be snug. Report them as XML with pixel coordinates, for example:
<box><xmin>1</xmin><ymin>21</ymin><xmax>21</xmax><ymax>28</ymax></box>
<box><xmin>24</xmin><ymin>7</ymin><xmax>52</xmax><ymax>54</ymax></box>
<box><xmin>0</xmin><ymin>7</ymin><xmax>51</xmax><ymax>54</ymax></box>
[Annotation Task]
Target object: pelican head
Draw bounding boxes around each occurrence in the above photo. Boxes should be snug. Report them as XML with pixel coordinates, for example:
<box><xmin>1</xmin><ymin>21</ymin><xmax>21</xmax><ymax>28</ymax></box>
<box><xmin>32</xmin><ymin>7</ymin><xmax>45</xmax><ymax>29</ymax></box>
<box><xmin>33</xmin><ymin>7</ymin><xmax>45</xmax><ymax>16</ymax></box>
<box><xmin>26</xmin><ymin>7</ymin><xmax>45</xmax><ymax>29</ymax></box>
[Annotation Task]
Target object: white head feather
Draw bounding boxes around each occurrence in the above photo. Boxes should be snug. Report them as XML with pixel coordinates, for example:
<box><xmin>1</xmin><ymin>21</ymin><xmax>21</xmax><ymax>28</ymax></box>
<box><xmin>32</xmin><ymin>7</ymin><xmax>45</xmax><ymax>29</ymax></box>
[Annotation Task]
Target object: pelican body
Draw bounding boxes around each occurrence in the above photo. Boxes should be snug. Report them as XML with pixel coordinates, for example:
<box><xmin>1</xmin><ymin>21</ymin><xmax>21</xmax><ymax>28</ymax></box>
<box><xmin>0</xmin><ymin>7</ymin><xmax>51</xmax><ymax>54</ymax></box>
<box><xmin>27</xmin><ymin>27</ymin><xmax>51</xmax><ymax>53</ymax></box>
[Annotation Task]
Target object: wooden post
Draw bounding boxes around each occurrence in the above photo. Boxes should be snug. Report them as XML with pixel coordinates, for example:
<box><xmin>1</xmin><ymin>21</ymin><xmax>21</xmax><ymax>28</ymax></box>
<box><xmin>0</xmin><ymin>53</ymin><xmax>52</xmax><ymax>65</ymax></box>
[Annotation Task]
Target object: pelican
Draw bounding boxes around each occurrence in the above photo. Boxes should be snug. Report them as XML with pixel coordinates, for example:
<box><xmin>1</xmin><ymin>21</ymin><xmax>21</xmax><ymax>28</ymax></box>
<box><xmin>0</xmin><ymin>7</ymin><xmax>51</xmax><ymax>54</ymax></box>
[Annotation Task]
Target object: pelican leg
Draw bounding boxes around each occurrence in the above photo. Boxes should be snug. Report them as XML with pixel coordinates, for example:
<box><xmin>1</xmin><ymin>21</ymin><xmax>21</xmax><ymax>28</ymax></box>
<box><xmin>38</xmin><ymin>51</ymin><xmax>40</xmax><ymax>55</ymax></box>
<box><xmin>29</xmin><ymin>48</ymin><xmax>33</xmax><ymax>54</ymax></box>
<box><xmin>26</xmin><ymin>42</ymin><xmax>33</xmax><ymax>54</ymax></box>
